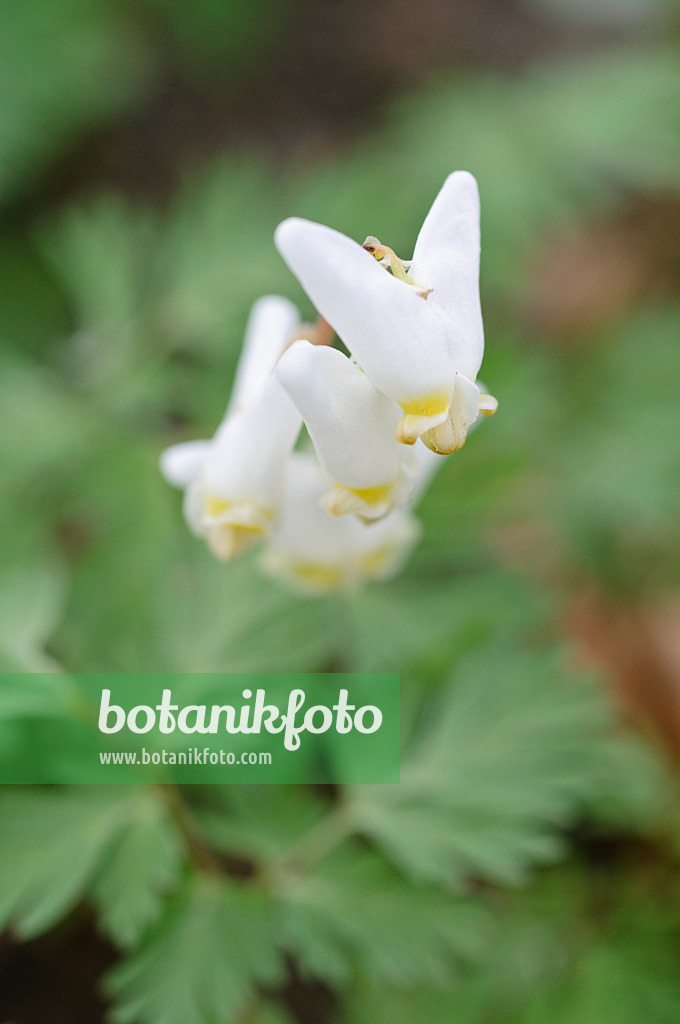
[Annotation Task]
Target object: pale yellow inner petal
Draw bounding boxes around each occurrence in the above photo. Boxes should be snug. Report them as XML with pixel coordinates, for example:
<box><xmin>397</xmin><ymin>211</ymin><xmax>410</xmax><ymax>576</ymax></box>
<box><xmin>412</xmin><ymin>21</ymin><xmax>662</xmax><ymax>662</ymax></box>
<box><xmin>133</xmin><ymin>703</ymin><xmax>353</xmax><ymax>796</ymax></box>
<box><xmin>202</xmin><ymin>494</ymin><xmax>273</xmax><ymax>561</ymax></box>
<box><xmin>478</xmin><ymin>393</ymin><xmax>499</xmax><ymax>416</ymax></box>
<box><xmin>321</xmin><ymin>481</ymin><xmax>395</xmax><ymax>519</ymax></box>
<box><xmin>395</xmin><ymin>392</ymin><xmax>451</xmax><ymax>446</ymax></box>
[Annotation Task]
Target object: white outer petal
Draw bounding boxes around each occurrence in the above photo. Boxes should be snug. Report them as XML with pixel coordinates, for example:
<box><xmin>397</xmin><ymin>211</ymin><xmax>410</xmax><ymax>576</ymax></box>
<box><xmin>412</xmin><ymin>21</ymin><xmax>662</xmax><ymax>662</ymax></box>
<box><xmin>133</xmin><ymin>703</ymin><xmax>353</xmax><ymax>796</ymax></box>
<box><xmin>204</xmin><ymin>374</ymin><xmax>301</xmax><ymax>510</ymax></box>
<box><xmin>228</xmin><ymin>295</ymin><xmax>300</xmax><ymax>413</ymax></box>
<box><xmin>353</xmin><ymin>510</ymin><xmax>422</xmax><ymax>582</ymax></box>
<box><xmin>275</xmin><ymin>218</ymin><xmax>454</xmax><ymax>405</ymax></box>
<box><xmin>159</xmin><ymin>440</ymin><xmax>211</xmax><ymax>489</ymax></box>
<box><xmin>183</xmin><ymin>476</ymin><xmax>208</xmax><ymax>536</ymax></box>
<box><xmin>409</xmin><ymin>171</ymin><xmax>484</xmax><ymax>381</ymax></box>
<box><xmin>260</xmin><ymin>453</ymin><xmax>421</xmax><ymax>592</ymax></box>
<box><xmin>404</xmin><ymin>440</ymin><xmax>447</xmax><ymax>504</ymax></box>
<box><xmin>276</xmin><ymin>341</ymin><xmax>403</xmax><ymax>491</ymax></box>
<box><xmin>264</xmin><ymin>453</ymin><xmax>361</xmax><ymax>564</ymax></box>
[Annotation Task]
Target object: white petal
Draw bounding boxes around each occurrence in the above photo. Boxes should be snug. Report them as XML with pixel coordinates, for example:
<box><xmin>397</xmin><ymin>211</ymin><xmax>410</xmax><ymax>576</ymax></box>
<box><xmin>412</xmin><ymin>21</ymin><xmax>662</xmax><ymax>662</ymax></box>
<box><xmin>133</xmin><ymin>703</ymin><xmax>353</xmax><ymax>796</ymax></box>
<box><xmin>228</xmin><ymin>295</ymin><xmax>299</xmax><ymax>412</ymax></box>
<box><xmin>159</xmin><ymin>440</ymin><xmax>211</xmax><ymax>488</ymax></box>
<box><xmin>264</xmin><ymin>453</ymin><xmax>360</xmax><ymax>564</ymax></box>
<box><xmin>404</xmin><ymin>440</ymin><xmax>447</xmax><ymax>503</ymax></box>
<box><xmin>205</xmin><ymin>374</ymin><xmax>301</xmax><ymax>512</ymax></box>
<box><xmin>478</xmin><ymin>392</ymin><xmax>498</xmax><ymax>416</ymax></box>
<box><xmin>260</xmin><ymin>453</ymin><xmax>420</xmax><ymax>593</ymax></box>
<box><xmin>183</xmin><ymin>476</ymin><xmax>273</xmax><ymax>561</ymax></box>
<box><xmin>180</xmin><ymin>376</ymin><xmax>301</xmax><ymax>562</ymax></box>
<box><xmin>275</xmin><ymin>218</ymin><xmax>454</xmax><ymax>406</ymax></box>
<box><xmin>276</xmin><ymin>341</ymin><xmax>411</xmax><ymax>518</ymax></box>
<box><xmin>183</xmin><ymin>476</ymin><xmax>208</xmax><ymax>535</ymax></box>
<box><xmin>353</xmin><ymin>511</ymin><xmax>422</xmax><ymax>582</ymax></box>
<box><xmin>410</xmin><ymin>172</ymin><xmax>484</xmax><ymax>382</ymax></box>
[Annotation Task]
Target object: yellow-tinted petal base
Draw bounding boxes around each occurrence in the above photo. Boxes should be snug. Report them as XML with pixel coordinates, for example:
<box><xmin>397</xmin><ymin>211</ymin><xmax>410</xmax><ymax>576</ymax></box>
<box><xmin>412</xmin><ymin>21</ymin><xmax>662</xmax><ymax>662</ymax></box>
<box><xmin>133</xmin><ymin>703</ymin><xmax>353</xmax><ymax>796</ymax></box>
<box><xmin>320</xmin><ymin>481</ymin><xmax>395</xmax><ymax>520</ymax></box>
<box><xmin>261</xmin><ymin>550</ymin><xmax>347</xmax><ymax>594</ymax></box>
<box><xmin>395</xmin><ymin>393</ymin><xmax>451</xmax><ymax>445</ymax></box>
<box><xmin>420</xmin><ymin>378</ymin><xmax>491</xmax><ymax>454</ymax></box>
<box><xmin>202</xmin><ymin>494</ymin><xmax>274</xmax><ymax>561</ymax></box>
<box><xmin>206</xmin><ymin>523</ymin><xmax>264</xmax><ymax>561</ymax></box>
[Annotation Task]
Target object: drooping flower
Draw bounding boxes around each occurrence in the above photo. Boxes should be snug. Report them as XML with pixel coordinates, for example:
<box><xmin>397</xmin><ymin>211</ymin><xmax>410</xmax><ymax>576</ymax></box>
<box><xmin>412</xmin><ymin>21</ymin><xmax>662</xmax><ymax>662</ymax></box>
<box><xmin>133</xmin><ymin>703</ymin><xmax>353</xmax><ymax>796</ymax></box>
<box><xmin>275</xmin><ymin>339</ymin><xmax>417</xmax><ymax>520</ymax></box>
<box><xmin>260</xmin><ymin>453</ymin><xmax>421</xmax><ymax>594</ymax></box>
<box><xmin>160</xmin><ymin>296</ymin><xmax>302</xmax><ymax>560</ymax></box>
<box><xmin>274</xmin><ymin>171</ymin><xmax>497</xmax><ymax>455</ymax></box>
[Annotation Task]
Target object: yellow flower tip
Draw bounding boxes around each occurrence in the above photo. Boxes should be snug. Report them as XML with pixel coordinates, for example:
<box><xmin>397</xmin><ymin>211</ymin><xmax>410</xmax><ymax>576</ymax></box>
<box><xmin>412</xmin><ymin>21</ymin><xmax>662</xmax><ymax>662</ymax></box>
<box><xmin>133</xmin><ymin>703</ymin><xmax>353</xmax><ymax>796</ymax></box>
<box><xmin>201</xmin><ymin>493</ymin><xmax>274</xmax><ymax>559</ymax></box>
<box><xmin>206</xmin><ymin>523</ymin><xmax>262</xmax><ymax>561</ymax></box>
<box><xmin>394</xmin><ymin>416</ymin><xmax>422</xmax><ymax>445</ymax></box>
<box><xmin>262</xmin><ymin>549</ymin><xmax>347</xmax><ymax>594</ymax></box>
<box><xmin>395</xmin><ymin>394</ymin><xmax>450</xmax><ymax>446</ymax></box>
<box><xmin>479</xmin><ymin>393</ymin><xmax>498</xmax><ymax>416</ymax></box>
<box><xmin>421</xmin><ymin>429</ymin><xmax>466</xmax><ymax>455</ymax></box>
<box><xmin>320</xmin><ymin>481</ymin><xmax>394</xmax><ymax>519</ymax></box>
<box><xmin>289</xmin><ymin>560</ymin><xmax>344</xmax><ymax>591</ymax></box>
<box><xmin>204</xmin><ymin>493</ymin><xmax>273</xmax><ymax>530</ymax></box>
<box><xmin>204</xmin><ymin>494</ymin><xmax>233</xmax><ymax>518</ymax></box>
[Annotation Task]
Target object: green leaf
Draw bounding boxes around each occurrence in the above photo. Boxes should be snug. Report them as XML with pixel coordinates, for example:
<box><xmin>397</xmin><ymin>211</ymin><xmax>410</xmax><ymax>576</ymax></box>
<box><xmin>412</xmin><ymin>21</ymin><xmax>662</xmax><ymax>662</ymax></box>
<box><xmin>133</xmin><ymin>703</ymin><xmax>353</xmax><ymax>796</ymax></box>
<box><xmin>344</xmin><ymin>569</ymin><xmax>548</xmax><ymax>674</ymax></box>
<box><xmin>0</xmin><ymin>562</ymin><xmax>65</xmax><ymax>671</ymax></box>
<box><xmin>0</xmin><ymin>0</ymin><xmax>147</xmax><ymax>205</ymax></box>
<box><xmin>90</xmin><ymin>790</ymin><xmax>185</xmax><ymax>948</ymax></box>
<box><xmin>196</xmin><ymin>786</ymin><xmax>328</xmax><ymax>865</ymax></box>
<box><xmin>345</xmin><ymin>863</ymin><xmax>680</xmax><ymax>1024</ymax></box>
<box><xmin>550</xmin><ymin>308</ymin><xmax>680</xmax><ymax>590</ymax></box>
<box><xmin>0</xmin><ymin>787</ymin><xmax>145</xmax><ymax>938</ymax></box>
<box><xmin>107</xmin><ymin>873</ymin><xmax>284</xmax><ymax>1024</ymax></box>
<box><xmin>280</xmin><ymin>849</ymin><xmax>485</xmax><ymax>988</ymax></box>
<box><xmin>254</xmin><ymin>1002</ymin><xmax>298</xmax><ymax>1024</ymax></box>
<box><xmin>347</xmin><ymin>645</ymin><xmax>610</xmax><ymax>887</ymax></box>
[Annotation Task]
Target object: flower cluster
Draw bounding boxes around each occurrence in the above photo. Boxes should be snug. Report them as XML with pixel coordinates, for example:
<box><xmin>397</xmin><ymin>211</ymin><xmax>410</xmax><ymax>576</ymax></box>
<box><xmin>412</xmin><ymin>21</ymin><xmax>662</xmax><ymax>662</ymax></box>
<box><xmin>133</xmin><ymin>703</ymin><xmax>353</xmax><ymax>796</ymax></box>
<box><xmin>160</xmin><ymin>171</ymin><xmax>496</xmax><ymax>593</ymax></box>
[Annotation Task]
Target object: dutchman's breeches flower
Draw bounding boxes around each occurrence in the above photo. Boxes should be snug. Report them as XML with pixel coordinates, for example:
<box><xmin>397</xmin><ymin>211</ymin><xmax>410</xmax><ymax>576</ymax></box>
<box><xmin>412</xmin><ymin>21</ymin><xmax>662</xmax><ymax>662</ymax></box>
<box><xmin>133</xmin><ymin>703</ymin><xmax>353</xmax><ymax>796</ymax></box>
<box><xmin>160</xmin><ymin>296</ymin><xmax>302</xmax><ymax>560</ymax></box>
<box><xmin>260</xmin><ymin>453</ymin><xmax>421</xmax><ymax>594</ymax></box>
<box><xmin>275</xmin><ymin>340</ymin><xmax>417</xmax><ymax>520</ymax></box>
<box><xmin>274</xmin><ymin>171</ymin><xmax>497</xmax><ymax>455</ymax></box>
<box><xmin>161</xmin><ymin>170</ymin><xmax>495</xmax><ymax>589</ymax></box>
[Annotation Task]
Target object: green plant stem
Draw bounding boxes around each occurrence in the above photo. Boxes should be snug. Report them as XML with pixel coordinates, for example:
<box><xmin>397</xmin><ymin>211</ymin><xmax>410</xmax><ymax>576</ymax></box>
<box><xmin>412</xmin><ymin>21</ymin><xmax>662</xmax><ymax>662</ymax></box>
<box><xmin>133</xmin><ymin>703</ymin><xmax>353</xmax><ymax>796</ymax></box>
<box><xmin>264</xmin><ymin>800</ymin><xmax>358</xmax><ymax>888</ymax></box>
<box><xmin>157</xmin><ymin>784</ymin><xmax>223</xmax><ymax>875</ymax></box>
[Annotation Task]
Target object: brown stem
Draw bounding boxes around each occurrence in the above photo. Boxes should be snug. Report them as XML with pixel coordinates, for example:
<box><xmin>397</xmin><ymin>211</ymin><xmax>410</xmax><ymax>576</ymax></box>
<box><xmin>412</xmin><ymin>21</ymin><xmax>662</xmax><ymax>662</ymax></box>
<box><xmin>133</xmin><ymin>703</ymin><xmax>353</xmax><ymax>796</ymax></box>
<box><xmin>236</xmin><ymin>995</ymin><xmax>261</xmax><ymax>1024</ymax></box>
<box><xmin>157</xmin><ymin>784</ymin><xmax>223</xmax><ymax>875</ymax></box>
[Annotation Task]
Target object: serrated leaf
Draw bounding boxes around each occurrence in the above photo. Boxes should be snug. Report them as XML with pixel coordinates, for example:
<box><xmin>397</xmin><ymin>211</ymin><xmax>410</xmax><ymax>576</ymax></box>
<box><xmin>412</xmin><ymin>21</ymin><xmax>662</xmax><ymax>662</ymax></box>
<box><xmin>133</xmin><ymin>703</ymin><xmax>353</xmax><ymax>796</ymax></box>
<box><xmin>345</xmin><ymin>862</ymin><xmax>680</xmax><ymax>1024</ymax></box>
<box><xmin>0</xmin><ymin>0</ymin><xmax>146</xmax><ymax>205</ymax></box>
<box><xmin>196</xmin><ymin>786</ymin><xmax>328</xmax><ymax>865</ymax></box>
<box><xmin>280</xmin><ymin>849</ymin><xmax>485</xmax><ymax>988</ymax></box>
<box><xmin>0</xmin><ymin>563</ymin><xmax>66</xmax><ymax>671</ymax></box>
<box><xmin>0</xmin><ymin>787</ymin><xmax>147</xmax><ymax>938</ymax></box>
<box><xmin>107</xmin><ymin>873</ymin><xmax>284</xmax><ymax>1024</ymax></box>
<box><xmin>347</xmin><ymin>645</ymin><xmax>609</xmax><ymax>887</ymax></box>
<box><xmin>90</xmin><ymin>790</ymin><xmax>185</xmax><ymax>948</ymax></box>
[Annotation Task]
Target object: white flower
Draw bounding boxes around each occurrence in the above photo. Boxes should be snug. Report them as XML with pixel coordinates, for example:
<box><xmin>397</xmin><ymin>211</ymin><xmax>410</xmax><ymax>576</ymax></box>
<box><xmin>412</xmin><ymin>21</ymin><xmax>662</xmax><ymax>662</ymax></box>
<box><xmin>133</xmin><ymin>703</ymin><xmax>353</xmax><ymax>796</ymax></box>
<box><xmin>260</xmin><ymin>453</ymin><xmax>421</xmax><ymax>594</ymax></box>
<box><xmin>160</xmin><ymin>296</ymin><xmax>302</xmax><ymax>560</ymax></box>
<box><xmin>275</xmin><ymin>339</ymin><xmax>417</xmax><ymax>520</ymax></box>
<box><xmin>274</xmin><ymin>171</ymin><xmax>497</xmax><ymax>455</ymax></box>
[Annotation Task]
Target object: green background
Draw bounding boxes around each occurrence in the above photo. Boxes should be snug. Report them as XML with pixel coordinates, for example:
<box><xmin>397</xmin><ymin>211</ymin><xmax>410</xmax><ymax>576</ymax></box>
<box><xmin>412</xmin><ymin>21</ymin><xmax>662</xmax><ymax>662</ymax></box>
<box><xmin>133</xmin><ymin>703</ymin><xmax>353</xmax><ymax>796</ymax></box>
<box><xmin>1</xmin><ymin>0</ymin><xmax>680</xmax><ymax>1022</ymax></box>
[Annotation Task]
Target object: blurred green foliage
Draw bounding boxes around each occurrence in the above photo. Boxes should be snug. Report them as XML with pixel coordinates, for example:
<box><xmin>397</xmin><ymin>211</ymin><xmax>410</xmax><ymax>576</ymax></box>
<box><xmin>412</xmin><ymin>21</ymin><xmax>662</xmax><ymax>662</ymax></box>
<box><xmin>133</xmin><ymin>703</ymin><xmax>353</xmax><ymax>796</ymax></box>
<box><xmin>1</xmin><ymin>2</ymin><xmax>680</xmax><ymax>1021</ymax></box>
